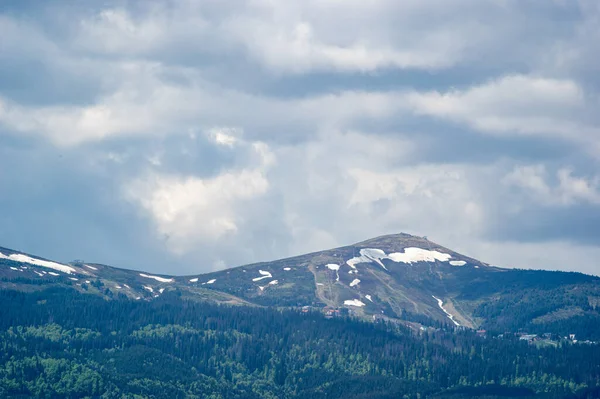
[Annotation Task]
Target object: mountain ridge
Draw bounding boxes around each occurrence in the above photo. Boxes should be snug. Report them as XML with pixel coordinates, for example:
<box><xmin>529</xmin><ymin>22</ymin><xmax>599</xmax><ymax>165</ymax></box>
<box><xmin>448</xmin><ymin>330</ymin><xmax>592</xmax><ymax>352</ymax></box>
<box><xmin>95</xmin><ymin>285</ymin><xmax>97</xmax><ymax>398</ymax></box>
<box><xmin>2</xmin><ymin>233</ymin><xmax>600</xmax><ymax>339</ymax></box>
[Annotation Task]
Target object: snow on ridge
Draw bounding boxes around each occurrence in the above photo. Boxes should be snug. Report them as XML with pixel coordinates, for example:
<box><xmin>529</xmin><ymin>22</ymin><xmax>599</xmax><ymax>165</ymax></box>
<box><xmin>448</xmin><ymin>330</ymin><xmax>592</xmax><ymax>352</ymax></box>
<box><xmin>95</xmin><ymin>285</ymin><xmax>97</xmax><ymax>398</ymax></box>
<box><xmin>432</xmin><ymin>295</ymin><xmax>460</xmax><ymax>326</ymax></box>
<box><xmin>349</xmin><ymin>278</ymin><xmax>360</xmax><ymax>287</ymax></box>
<box><xmin>252</xmin><ymin>270</ymin><xmax>273</xmax><ymax>282</ymax></box>
<box><xmin>365</xmin><ymin>295</ymin><xmax>373</xmax><ymax>302</ymax></box>
<box><xmin>360</xmin><ymin>248</ymin><xmax>388</xmax><ymax>270</ymax></box>
<box><xmin>283</xmin><ymin>267</ymin><xmax>291</xmax><ymax>271</ymax></box>
<box><xmin>0</xmin><ymin>251</ymin><xmax>76</xmax><ymax>274</ymax></box>
<box><xmin>206</xmin><ymin>279</ymin><xmax>216</xmax><ymax>284</ymax></box>
<box><xmin>387</xmin><ymin>248</ymin><xmax>451</xmax><ymax>264</ymax></box>
<box><xmin>9</xmin><ymin>267</ymin><xmax>18</xmax><ymax>271</ymax></box>
<box><xmin>346</xmin><ymin>255</ymin><xmax>368</xmax><ymax>269</ymax></box>
<box><xmin>268</xmin><ymin>280</ymin><xmax>278</xmax><ymax>285</ymax></box>
<box><xmin>48</xmin><ymin>272</ymin><xmax>60</xmax><ymax>276</ymax></box>
<box><xmin>345</xmin><ymin>247</ymin><xmax>453</xmax><ymax>270</ymax></box>
<box><xmin>346</xmin><ymin>250</ymin><xmax>388</xmax><ymax>271</ymax></box>
<box><xmin>344</xmin><ymin>299</ymin><xmax>366</xmax><ymax>307</ymax></box>
<box><xmin>143</xmin><ymin>286</ymin><xmax>154</xmax><ymax>293</ymax></box>
<box><xmin>84</xmin><ymin>265</ymin><xmax>98</xmax><ymax>271</ymax></box>
<box><xmin>139</xmin><ymin>273</ymin><xmax>174</xmax><ymax>283</ymax></box>
<box><xmin>159</xmin><ymin>288</ymin><xmax>165</xmax><ymax>294</ymax></box>
<box><xmin>189</xmin><ymin>278</ymin><xmax>199</xmax><ymax>282</ymax></box>
<box><xmin>449</xmin><ymin>260</ymin><xmax>467</xmax><ymax>266</ymax></box>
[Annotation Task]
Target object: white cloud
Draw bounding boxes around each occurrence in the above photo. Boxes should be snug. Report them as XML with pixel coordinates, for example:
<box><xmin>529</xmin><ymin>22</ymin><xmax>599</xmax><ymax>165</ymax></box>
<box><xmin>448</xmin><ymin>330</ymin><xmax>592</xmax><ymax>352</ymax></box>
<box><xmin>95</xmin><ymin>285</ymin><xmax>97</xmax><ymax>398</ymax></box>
<box><xmin>408</xmin><ymin>75</ymin><xmax>597</xmax><ymax>141</ymax></box>
<box><xmin>346</xmin><ymin>164</ymin><xmax>484</xmax><ymax>236</ymax></box>
<box><xmin>0</xmin><ymin>59</ymin><xmax>410</xmax><ymax>146</ymax></box>
<box><xmin>71</xmin><ymin>1</ymin><xmax>483</xmax><ymax>73</ymax></box>
<box><xmin>504</xmin><ymin>164</ymin><xmax>600</xmax><ymax>205</ymax></box>
<box><xmin>125</xmin><ymin>141</ymin><xmax>274</xmax><ymax>255</ymax></box>
<box><xmin>208</xmin><ymin>128</ymin><xmax>239</xmax><ymax>147</ymax></box>
<box><xmin>77</xmin><ymin>8</ymin><xmax>169</xmax><ymax>54</ymax></box>
<box><xmin>68</xmin><ymin>0</ymin><xmax>581</xmax><ymax>74</ymax></box>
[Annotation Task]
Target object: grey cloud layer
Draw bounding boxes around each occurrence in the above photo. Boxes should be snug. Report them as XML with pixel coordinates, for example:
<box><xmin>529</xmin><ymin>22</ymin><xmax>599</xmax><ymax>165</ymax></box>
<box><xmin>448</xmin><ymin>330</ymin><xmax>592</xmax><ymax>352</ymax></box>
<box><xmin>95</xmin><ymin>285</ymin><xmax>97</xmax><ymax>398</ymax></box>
<box><xmin>1</xmin><ymin>0</ymin><xmax>599</xmax><ymax>276</ymax></box>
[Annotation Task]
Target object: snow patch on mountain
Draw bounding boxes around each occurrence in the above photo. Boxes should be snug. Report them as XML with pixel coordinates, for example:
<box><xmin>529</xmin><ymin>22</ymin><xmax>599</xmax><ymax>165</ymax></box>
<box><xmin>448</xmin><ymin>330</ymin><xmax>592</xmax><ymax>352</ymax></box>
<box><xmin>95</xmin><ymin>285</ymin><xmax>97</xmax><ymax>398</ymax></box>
<box><xmin>139</xmin><ymin>273</ymin><xmax>174</xmax><ymax>283</ymax></box>
<box><xmin>345</xmin><ymin>247</ymin><xmax>453</xmax><ymax>271</ymax></box>
<box><xmin>206</xmin><ymin>279</ymin><xmax>216</xmax><ymax>284</ymax></box>
<box><xmin>349</xmin><ymin>279</ymin><xmax>361</xmax><ymax>287</ymax></box>
<box><xmin>360</xmin><ymin>248</ymin><xmax>389</xmax><ymax>270</ymax></box>
<box><xmin>432</xmin><ymin>295</ymin><xmax>460</xmax><ymax>326</ymax></box>
<box><xmin>0</xmin><ymin>251</ymin><xmax>76</xmax><ymax>274</ymax></box>
<box><xmin>365</xmin><ymin>295</ymin><xmax>373</xmax><ymax>302</ymax></box>
<box><xmin>344</xmin><ymin>299</ymin><xmax>366</xmax><ymax>307</ymax></box>
<box><xmin>346</xmin><ymin>255</ymin><xmax>369</xmax><ymax>269</ymax></box>
<box><xmin>84</xmin><ymin>265</ymin><xmax>98</xmax><ymax>270</ymax></box>
<box><xmin>189</xmin><ymin>278</ymin><xmax>199</xmax><ymax>282</ymax></box>
<box><xmin>252</xmin><ymin>270</ymin><xmax>272</xmax><ymax>282</ymax></box>
<box><xmin>387</xmin><ymin>248</ymin><xmax>451</xmax><ymax>264</ymax></box>
<box><xmin>449</xmin><ymin>260</ymin><xmax>466</xmax><ymax>266</ymax></box>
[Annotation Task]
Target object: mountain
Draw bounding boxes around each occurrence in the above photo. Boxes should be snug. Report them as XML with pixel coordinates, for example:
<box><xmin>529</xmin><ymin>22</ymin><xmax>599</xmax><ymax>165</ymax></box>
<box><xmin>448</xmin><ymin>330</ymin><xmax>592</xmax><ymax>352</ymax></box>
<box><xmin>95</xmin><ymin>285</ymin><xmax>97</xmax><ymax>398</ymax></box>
<box><xmin>2</xmin><ymin>234</ymin><xmax>600</xmax><ymax>398</ymax></box>
<box><xmin>2</xmin><ymin>233</ymin><xmax>600</xmax><ymax>339</ymax></box>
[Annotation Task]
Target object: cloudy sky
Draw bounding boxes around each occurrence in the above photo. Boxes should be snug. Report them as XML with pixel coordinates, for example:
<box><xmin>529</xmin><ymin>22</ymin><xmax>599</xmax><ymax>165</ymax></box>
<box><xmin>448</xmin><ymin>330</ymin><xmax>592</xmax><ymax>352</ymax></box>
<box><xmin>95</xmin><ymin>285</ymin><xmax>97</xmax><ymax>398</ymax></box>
<box><xmin>1</xmin><ymin>0</ymin><xmax>599</xmax><ymax>276</ymax></box>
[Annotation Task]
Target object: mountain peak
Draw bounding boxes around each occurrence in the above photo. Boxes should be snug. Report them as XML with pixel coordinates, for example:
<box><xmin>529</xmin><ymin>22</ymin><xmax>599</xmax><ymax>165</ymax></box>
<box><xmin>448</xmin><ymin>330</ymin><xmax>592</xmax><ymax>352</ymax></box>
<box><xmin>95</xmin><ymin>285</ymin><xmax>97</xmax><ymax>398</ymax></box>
<box><xmin>354</xmin><ymin>232</ymin><xmax>430</xmax><ymax>249</ymax></box>
<box><xmin>2</xmin><ymin>236</ymin><xmax>599</xmax><ymax>335</ymax></box>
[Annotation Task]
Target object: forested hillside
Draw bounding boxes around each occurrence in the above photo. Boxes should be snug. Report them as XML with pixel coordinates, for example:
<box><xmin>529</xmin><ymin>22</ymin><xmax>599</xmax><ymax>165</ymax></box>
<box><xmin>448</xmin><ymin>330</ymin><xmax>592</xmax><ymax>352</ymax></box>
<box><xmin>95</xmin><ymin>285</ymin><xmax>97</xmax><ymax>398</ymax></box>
<box><xmin>1</xmin><ymin>287</ymin><xmax>599</xmax><ymax>399</ymax></box>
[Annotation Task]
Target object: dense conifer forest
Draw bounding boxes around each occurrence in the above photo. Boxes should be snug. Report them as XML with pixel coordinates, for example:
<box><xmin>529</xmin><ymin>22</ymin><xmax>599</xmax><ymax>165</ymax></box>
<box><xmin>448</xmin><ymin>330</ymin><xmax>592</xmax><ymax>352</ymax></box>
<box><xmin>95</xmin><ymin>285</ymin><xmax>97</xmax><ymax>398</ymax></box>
<box><xmin>0</xmin><ymin>287</ymin><xmax>599</xmax><ymax>398</ymax></box>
